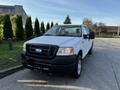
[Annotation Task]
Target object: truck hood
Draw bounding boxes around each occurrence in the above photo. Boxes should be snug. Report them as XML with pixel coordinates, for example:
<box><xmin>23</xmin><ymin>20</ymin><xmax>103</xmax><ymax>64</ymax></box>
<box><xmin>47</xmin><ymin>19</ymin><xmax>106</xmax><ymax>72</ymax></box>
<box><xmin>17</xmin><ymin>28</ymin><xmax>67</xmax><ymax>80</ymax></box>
<box><xmin>25</xmin><ymin>36</ymin><xmax>78</xmax><ymax>46</ymax></box>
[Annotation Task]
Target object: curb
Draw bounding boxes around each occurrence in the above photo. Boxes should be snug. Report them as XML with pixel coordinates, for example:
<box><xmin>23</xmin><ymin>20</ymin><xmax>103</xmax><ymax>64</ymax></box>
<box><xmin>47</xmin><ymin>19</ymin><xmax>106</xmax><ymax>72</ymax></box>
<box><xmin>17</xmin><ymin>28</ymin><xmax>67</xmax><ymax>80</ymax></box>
<box><xmin>0</xmin><ymin>65</ymin><xmax>24</xmax><ymax>79</ymax></box>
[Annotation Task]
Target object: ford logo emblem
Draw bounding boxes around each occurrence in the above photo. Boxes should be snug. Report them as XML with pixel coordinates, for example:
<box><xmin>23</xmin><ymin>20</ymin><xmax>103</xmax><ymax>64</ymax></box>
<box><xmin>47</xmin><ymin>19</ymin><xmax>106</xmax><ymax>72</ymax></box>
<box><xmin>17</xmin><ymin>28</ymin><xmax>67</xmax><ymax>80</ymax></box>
<box><xmin>35</xmin><ymin>49</ymin><xmax>42</xmax><ymax>53</ymax></box>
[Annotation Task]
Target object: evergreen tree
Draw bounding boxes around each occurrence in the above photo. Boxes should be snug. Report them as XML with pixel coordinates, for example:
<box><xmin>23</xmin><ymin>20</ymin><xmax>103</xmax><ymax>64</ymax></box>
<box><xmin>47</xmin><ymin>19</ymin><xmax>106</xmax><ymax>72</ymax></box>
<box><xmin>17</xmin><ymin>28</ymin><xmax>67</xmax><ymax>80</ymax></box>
<box><xmin>15</xmin><ymin>15</ymin><xmax>24</xmax><ymax>40</ymax></box>
<box><xmin>25</xmin><ymin>17</ymin><xmax>33</xmax><ymax>40</ymax></box>
<box><xmin>3</xmin><ymin>14</ymin><xmax>13</xmax><ymax>39</ymax></box>
<box><xmin>0</xmin><ymin>25</ymin><xmax>3</xmax><ymax>42</ymax></box>
<box><xmin>55</xmin><ymin>23</ymin><xmax>58</xmax><ymax>26</ymax></box>
<box><xmin>64</xmin><ymin>15</ymin><xmax>71</xmax><ymax>24</ymax></box>
<box><xmin>34</xmin><ymin>18</ymin><xmax>40</xmax><ymax>37</ymax></box>
<box><xmin>51</xmin><ymin>22</ymin><xmax>54</xmax><ymax>27</ymax></box>
<box><xmin>0</xmin><ymin>15</ymin><xmax>4</xmax><ymax>24</ymax></box>
<box><xmin>46</xmin><ymin>22</ymin><xmax>50</xmax><ymax>31</ymax></box>
<box><xmin>11</xmin><ymin>15</ymin><xmax>17</xmax><ymax>37</ymax></box>
<box><xmin>41</xmin><ymin>22</ymin><xmax>45</xmax><ymax>34</ymax></box>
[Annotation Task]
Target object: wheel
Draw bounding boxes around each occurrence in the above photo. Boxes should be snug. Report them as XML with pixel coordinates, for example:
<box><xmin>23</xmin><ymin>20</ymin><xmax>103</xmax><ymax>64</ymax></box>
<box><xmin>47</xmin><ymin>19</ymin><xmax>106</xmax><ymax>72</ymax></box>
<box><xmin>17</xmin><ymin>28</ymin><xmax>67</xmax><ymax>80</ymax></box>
<box><xmin>72</xmin><ymin>54</ymin><xmax>82</xmax><ymax>78</ymax></box>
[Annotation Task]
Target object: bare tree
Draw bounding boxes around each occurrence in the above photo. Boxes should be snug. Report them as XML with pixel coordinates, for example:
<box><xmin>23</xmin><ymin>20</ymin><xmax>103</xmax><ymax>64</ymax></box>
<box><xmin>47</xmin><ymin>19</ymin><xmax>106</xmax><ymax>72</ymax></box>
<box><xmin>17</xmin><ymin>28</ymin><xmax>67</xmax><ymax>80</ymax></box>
<box><xmin>83</xmin><ymin>17</ymin><xmax>94</xmax><ymax>32</ymax></box>
<box><xmin>96</xmin><ymin>22</ymin><xmax>106</xmax><ymax>36</ymax></box>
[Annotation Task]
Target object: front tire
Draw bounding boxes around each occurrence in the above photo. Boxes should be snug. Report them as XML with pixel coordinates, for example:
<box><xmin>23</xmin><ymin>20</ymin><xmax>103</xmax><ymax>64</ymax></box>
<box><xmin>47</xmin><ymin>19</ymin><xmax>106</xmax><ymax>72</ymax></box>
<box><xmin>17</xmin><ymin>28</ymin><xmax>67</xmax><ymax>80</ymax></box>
<box><xmin>72</xmin><ymin>55</ymin><xmax>82</xmax><ymax>78</ymax></box>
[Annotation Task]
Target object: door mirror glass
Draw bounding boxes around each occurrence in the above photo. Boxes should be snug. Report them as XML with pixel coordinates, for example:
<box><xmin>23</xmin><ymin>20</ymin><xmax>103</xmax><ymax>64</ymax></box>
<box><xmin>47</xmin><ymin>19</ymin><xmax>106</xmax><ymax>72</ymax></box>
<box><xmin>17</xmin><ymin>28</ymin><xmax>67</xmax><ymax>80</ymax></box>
<box><xmin>89</xmin><ymin>32</ymin><xmax>95</xmax><ymax>39</ymax></box>
<box><xmin>83</xmin><ymin>34</ymin><xmax>89</xmax><ymax>39</ymax></box>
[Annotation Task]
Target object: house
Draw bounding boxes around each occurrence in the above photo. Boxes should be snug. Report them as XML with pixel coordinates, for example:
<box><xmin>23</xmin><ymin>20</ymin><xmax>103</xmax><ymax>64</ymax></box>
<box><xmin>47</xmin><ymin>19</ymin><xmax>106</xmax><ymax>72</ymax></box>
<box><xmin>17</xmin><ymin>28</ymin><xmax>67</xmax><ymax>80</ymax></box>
<box><xmin>0</xmin><ymin>5</ymin><xmax>27</xmax><ymax>24</ymax></box>
<box><xmin>95</xmin><ymin>26</ymin><xmax>119</xmax><ymax>35</ymax></box>
<box><xmin>106</xmin><ymin>26</ymin><xmax>118</xmax><ymax>34</ymax></box>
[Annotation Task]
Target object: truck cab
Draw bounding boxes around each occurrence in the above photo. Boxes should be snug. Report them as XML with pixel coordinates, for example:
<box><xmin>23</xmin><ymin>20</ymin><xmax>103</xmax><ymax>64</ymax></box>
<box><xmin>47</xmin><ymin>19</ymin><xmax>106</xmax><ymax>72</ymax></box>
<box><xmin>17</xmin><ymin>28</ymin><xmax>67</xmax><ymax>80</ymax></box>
<box><xmin>21</xmin><ymin>24</ymin><xmax>95</xmax><ymax>78</ymax></box>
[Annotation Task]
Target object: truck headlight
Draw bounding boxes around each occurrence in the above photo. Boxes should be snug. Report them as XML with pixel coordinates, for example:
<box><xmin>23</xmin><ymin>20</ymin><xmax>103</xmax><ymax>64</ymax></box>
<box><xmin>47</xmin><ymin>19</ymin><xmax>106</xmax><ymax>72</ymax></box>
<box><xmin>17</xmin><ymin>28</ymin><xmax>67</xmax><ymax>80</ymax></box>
<box><xmin>23</xmin><ymin>43</ymin><xmax>26</xmax><ymax>52</ymax></box>
<box><xmin>57</xmin><ymin>48</ymin><xmax>74</xmax><ymax>55</ymax></box>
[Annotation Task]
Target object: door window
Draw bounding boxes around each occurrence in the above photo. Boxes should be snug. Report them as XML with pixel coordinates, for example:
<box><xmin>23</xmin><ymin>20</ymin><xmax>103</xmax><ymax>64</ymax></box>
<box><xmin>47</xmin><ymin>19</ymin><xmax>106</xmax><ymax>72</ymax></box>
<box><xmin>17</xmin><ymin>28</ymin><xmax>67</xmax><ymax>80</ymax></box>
<box><xmin>82</xmin><ymin>26</ymin><xmax>90</xmax><ymax>34</ymax></box>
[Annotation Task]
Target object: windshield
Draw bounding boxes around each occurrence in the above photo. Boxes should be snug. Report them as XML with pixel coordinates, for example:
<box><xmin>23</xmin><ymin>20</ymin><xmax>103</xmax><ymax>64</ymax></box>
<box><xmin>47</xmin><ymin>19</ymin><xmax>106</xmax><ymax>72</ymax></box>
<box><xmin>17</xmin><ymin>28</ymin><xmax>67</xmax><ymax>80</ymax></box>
<box><xmin>44</xmin><ymin>26</ymin><xmax>82</xmax><ymax>37</ymax></box>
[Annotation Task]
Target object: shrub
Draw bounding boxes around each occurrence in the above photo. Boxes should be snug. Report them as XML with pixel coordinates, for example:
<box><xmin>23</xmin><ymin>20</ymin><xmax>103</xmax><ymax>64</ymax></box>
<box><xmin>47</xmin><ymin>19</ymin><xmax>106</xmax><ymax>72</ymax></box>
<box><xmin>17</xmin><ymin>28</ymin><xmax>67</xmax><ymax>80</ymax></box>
<box><xmin>0</xmin><ymin>24</ymin><xmax>3</xmax><ymax>42</ymax></box>
<box><xmin>3</xmin><ymin>14</ymin><xmax>13</xmax><ymax>40</ymax></box>
<box><xmin>46</xmin><ymin>22</ymin><xmax>50</xmax><ymax>31</ymax></box>
<box><xmin>51</xmin><ymin>22</ymin><xmax>54</xmax><ymax>28</ymax></box>
<box><xmin>0</xmin><ymin>15</ymin><xmax>4</xmax><ymax>25</ymax></box>
<box><xmin>25</xmin><ymin>17</ymin><xmax>33</xmax><ymax>40</ymax></box>
<box><xmin>11</xmin><ymin>15</ymin><xmax>17</xmax><ymax>37</ymax></box>
<box><xmin>34</xmin><ymin>18</ymin><xmax>40</xmax><ymax>37</ymax></box>
<box><xmin>41</xmin><ymin>22</ymin><xmax>45</xmax><ymax>35</ymax></box>
<box><xmin>55</xmin><ymin>23</ymin><xmax>58</xmax><ymax>25</ymax></box>
<box><xmin>15</xmin><ymin>15</ymin><xmax>24</xmax><ymax>40</ymax></box>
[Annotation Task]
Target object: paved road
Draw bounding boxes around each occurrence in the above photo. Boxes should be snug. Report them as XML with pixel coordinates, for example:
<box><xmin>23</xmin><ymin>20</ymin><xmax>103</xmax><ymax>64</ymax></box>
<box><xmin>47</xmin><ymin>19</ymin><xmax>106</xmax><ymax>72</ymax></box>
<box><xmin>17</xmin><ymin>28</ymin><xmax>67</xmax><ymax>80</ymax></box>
<box><xmin>0</xmin><ymin>38</ymin><xmax>120</xmax><ymax>90</ymax></box>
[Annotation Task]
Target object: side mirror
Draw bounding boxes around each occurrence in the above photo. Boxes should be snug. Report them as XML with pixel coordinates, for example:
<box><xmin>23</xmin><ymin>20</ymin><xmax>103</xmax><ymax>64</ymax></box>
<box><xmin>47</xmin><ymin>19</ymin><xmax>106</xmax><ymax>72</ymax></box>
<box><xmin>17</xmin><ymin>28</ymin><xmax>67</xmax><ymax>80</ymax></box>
<box><xmin>89</xmin><ymin>32</ymin><xmax>95</xmax><ymax>39</ymax></box>
<box><xmin>83</xmin><ymin>34</ymin><xmax>89</xmax><ymax>39</ymax></box>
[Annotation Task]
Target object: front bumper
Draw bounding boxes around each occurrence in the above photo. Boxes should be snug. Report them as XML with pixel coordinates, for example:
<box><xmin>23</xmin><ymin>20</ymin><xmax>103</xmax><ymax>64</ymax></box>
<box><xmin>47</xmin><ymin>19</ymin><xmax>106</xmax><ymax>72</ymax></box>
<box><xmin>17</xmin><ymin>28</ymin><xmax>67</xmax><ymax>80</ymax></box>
<box><xmin>21</xmin><ymin>53</ymin><xmax>77</xmax><ymax>73</ymax></box>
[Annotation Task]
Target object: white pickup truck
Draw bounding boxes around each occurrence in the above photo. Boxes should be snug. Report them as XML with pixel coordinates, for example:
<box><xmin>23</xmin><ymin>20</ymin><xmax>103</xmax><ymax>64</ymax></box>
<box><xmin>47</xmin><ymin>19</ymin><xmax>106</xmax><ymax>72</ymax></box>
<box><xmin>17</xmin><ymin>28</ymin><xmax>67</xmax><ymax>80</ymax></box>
<box><xmin>21</xmin><ymin>24</ymin><xmax>95</xmax><ymax>78</ymax></box>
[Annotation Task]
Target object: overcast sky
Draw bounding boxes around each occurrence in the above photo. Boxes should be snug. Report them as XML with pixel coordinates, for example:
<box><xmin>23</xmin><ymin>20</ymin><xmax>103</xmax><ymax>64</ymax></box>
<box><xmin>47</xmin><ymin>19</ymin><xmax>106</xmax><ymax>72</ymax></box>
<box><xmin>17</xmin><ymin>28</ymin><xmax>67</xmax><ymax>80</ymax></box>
<box><xmin>0</xmin><ymin>0</ymin><xmax>120</xmax><ymax>26</ymax></box>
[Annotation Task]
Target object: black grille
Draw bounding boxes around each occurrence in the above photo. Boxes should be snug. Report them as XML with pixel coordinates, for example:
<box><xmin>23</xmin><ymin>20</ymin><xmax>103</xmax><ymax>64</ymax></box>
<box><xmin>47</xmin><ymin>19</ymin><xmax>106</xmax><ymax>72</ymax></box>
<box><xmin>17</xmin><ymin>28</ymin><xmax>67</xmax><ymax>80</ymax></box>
<box><xmin>26</xmin><ymin>44</ymin><xmax>59</xmax><ymax>59</ymax></box>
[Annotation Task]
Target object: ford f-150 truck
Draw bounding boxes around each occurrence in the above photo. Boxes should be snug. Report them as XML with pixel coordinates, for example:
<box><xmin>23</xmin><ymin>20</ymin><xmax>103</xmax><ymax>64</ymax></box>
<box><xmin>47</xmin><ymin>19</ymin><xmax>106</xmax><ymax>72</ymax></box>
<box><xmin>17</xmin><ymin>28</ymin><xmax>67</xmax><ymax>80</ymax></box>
<box><xmin>21</xmin><ymin>24</ymin><xmax>95</xmax><ymax>78</ymax></box>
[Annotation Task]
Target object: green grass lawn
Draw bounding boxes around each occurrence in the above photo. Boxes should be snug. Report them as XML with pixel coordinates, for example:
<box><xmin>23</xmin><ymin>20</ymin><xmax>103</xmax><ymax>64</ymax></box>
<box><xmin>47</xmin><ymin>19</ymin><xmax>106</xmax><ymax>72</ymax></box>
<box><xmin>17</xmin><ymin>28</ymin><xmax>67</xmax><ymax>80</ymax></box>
<box><xmin>0</xmin><ymin>41</ymin><xmax>24</xmax><ymax>70</ymax></box>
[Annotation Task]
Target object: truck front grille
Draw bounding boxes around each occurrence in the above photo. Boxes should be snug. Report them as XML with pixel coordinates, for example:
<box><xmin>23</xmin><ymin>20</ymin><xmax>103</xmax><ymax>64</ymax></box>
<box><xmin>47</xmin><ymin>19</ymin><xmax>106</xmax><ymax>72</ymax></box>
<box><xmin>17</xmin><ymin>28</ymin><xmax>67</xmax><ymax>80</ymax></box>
<box><xmin>26</xmin><ymin>44</ymin><xmax>59</xmax><ymax>59</ymax></box>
